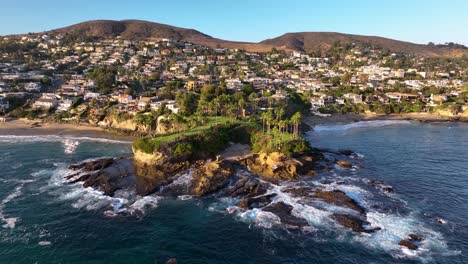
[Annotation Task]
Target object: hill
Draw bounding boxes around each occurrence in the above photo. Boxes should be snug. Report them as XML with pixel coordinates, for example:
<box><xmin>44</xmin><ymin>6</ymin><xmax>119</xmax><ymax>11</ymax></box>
<box><xmin>9</xmin><ymin>20</ymin><xmax>468</xmax><ymax>57</ymax></box>
<box><xmin>260</xmin><ymin>32</ymin><xmax>468</xmax><ymax>57</ymax></box>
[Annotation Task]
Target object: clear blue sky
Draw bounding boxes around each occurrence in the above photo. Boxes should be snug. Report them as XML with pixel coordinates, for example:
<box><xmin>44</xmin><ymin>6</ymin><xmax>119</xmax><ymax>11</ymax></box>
<box><xmin>1</xmin><ymin>0</ymin><xmax>467</xmax><ymax>45</ymax></box>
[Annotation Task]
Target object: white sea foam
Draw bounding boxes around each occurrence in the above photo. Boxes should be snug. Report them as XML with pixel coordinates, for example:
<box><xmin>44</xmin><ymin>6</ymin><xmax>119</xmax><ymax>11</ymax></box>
<box><xmin>62</xmin><ymin>139</ymin><xmax>80</xmax><ymax>154</ymax></box>
<box><xmin>38</xmin><ymin>241</ymin><xmax>52</xmax><ymax>246</ymax></box>
<box><xmin>44</xmin><ymin>164</ymin><xmax>161</xmax><ymax>216</ymax></box>
<box><xmin>314</xmin><ymin>120</ymin><xmax>412</xmax><ymax>132</ymax></box>
<box><xmin>0</xmin><ymin>135</ymin><xmax>131</xmax><ymax>144</ymax></box>
<box><xmin>0</xmin><ymin>185</ymin><xmax>23</xmax><ymax>229</ymax></box>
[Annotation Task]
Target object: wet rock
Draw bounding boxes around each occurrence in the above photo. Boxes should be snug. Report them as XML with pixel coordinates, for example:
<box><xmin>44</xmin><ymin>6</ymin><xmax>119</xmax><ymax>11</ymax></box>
<box><xmin>283</xmin><ymin>187</ymin><xmax>314</xmax><ymax>197</ymax></box>
<box><xmin>383</xmin><ymin>186</ymin><xmax>394</xmax><ymax>193</ymax></box>
<box><xmin>67</xmin><ymin>158</ymin><xmax>136</xmax><ymax>196</ymax></box>
<box><xmin>238</xmin><ymin>193</ymin><xmax>277</xmax><ymax>209</ymax></box>
<box><xmin>225</xmin><ymin>176</ymin><xmax>268</xmax><ymax>198</ymax></box>
<box><xmin>263</xmin><ymin>202</ymin><xmax>308</xmax><ymax>229</ymax></box>
<box><xmin>313</xmin><ymin>190</ymin><xmax>365</xmax><ymax>214</ymax></box>
<box><xmin>332</xmin><ymin>213</ymin><xmax>379</xmax><ymax>233</ymax></box>
<box><xmin>338</xmin><ymin>150</ymin><xmax>354</xmax><ymax>156</ymax></box>
<box><xmin>336</xmin><ymin>160</ymin><xmax>352</xmax><ymax>168</ymax></box>
<box><xmin>69</xmin><ymin>158</ymin><xmax>114</xmax><ymax>171</ymax></box>
<box><xmin>408</xmin><ymin>233</ymin><xmax>424</xmax><ymax>242</ymax></box>
<box><xmin>368</xmin><ymin>179</ymin><xmax>385</xmax><ymax>186</ymax></box>
<box><xmin>191</xmin><ymin>161</ymin><xmax>234</xmax><ymax>196</ymax></box>
<box><xmin>399</xmin><ymin>240</ymin><xmax>418</xmax><ymax>250</ymax></box>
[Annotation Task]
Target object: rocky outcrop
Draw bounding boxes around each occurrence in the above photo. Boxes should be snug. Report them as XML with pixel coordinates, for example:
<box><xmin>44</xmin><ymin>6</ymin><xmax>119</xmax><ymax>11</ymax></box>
<box><xmin>191</xmin><ymin>161</ymin><xmax>234</xmax><ymax>196</ymax></box>
<box><xmin>67</xmin><ymin>158</ymin><xmax>136</xmax><ymax>196</ymax></box>
<box><xmin>408</xmin><ymin>233</ymin><xmax>424</xmax><ymax>242</ymax></box>
<box><xmin>225</xmin><ymin>176</ymin><xmax>269</xmax><ymax>197</ymax></box>
<box><xmin>336</xmin><ymin>160</ymin><xmax>352</xmax><ymax>168</ymax></box>
<box><xmin>241</xmin><ymin>152</ymin><xmax>317</xmax><ymax>181</ymax></box>
<box><xmin>238</xmin><ymin>194</ymin><xmax>277</xmax><ymax>209</ymax></box>
<box><xmin>132</xmin><ymin>147</ymin><xmax>203</xmax><ymax>195</ymax></box>
<box><xmin>399</xmin><ymin>240</ymin><xmax>418</xmax><ymax>250</ymax></box>
<box><xmin>313</xmin><ymin>190</ymin><xmax>365</xmax><ymax>214</ymax></box>
<box><xmin>263</xmin><ymin>202</ymin><xmax>308</xmax><ymax>229</ymax></box>
<box><xmin>332</xmin><ymin>213</ymin><xmax>380</xmax><ymax>233</ymax></box>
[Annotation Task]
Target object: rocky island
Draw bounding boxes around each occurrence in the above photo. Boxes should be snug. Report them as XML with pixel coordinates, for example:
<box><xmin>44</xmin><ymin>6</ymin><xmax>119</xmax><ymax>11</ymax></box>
<box><xmin>64</xmin><ymin>120</ymin><xmax>423</xmax><ymax>251</ymax></box>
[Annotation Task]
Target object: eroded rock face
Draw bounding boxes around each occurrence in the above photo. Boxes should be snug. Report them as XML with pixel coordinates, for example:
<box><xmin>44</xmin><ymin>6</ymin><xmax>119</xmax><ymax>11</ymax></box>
<box><xmin>238</xmin><ymin>194</ymin><xmax>277</xmax><ymax>209</ymax></box>
<box><xmin>332</xmin><ymin>214</ymin><xmax>380</xmax><ymax>233</ymax></box>
<box><xmin>191</xmin><ymin>161</ymin><xmax>234</xmax><ymax>196</ymax></box>
<box><xmin>263</xmin><ymin>202</ymin><xmax>308</xmax><ymax>229</ymax></box>
<box><xmin>67</xmin><ymin>158</ymin><xmax>136</xmax><ymax>196</ymax></box>
<box><xmin>132</xmin><ymin>147</ymin><xmax>204</xmax><ymax>195</ymax></box>
<box><xmin>313</xmin><ymin>190</ymin><xmax>365</xmax><ymax>214</ymax></box>
<box><xmin>241</xmin><ymin>152</ymin><xmax>304</xmax><ymax>180</ymax></box>
<box><xmin>224</xmin><ymin>176</ymin><xmax>269</xmax><ymax>198</ymax></box>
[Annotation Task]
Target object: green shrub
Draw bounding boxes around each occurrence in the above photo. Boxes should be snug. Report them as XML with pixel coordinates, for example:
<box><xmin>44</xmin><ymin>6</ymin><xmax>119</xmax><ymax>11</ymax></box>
<box><xmin>173</xmin><ymin>142</ymin><xmax>193</xmax><ymax>158</ymax></box>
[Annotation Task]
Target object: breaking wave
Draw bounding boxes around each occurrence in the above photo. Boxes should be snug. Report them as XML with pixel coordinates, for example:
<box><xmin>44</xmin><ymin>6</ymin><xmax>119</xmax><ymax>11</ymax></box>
<box><xmin>217</xmin><ymin>169</ymin><xmax>457</xmax><ymax>262</ymax></box>
<box><xmin>0</xmin><ymin>135</ymin><xmax>132</xmax><ymax>144</ymax></box>
<box><xmin>0</xmin><ymin>185</ymin><xmax>24</xmax><ymax>229</ymax></box>
<box><xmin>39</xmin><ymin>164</ymin><xmax>160</xmax><ymax>217</ymax></box>
<box><xmin>314</xmin><ymin>120</ymin><xmax>412</xmax><ymax>132</ymax></box>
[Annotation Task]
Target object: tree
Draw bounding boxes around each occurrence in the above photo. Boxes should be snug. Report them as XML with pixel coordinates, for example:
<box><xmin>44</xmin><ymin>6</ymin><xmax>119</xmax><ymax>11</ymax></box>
<box><xmin>290</xmin><ymin>112</ymin><xmax>302</xmax><ymax>137</ymax></box>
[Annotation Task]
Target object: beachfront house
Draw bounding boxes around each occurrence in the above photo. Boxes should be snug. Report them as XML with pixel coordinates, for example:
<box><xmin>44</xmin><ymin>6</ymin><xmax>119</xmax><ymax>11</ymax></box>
<box><xmin>32</xmin><ymin>98</ymin><xmax>58</xmax><ymax>109</ymax></box>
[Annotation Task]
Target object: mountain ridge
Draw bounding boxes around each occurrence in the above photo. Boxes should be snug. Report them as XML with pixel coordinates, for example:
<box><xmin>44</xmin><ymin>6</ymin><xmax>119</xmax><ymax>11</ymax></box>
<box><xmin>5</xmin><ymin>19</ymin><xmax>467</xmax><ymax>57</ymax></box>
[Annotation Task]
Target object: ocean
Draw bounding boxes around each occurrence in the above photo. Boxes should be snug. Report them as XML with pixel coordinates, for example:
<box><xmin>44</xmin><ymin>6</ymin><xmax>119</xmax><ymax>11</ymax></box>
<box><xmin>0</xmin><ymin>121</ymin><xmax>467</xmax><ymax>263</ymax></box>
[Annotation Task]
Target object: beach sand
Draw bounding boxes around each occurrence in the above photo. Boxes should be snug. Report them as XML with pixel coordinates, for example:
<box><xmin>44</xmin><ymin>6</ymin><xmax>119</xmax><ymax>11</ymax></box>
<box><xmin>0</xmin><ymin>119</ymin><xmax>135</xmax><ymax>142</ymax></box>
<box><xmin>305</xmin><ymin>113</ymin><xmax>467</xmax><ymax>126</ymax></box>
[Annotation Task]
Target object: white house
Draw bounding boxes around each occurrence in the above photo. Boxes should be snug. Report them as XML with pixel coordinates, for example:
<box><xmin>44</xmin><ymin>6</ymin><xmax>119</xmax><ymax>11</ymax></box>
<box><xmin>24</xmin><ymin>82</ymin><xmax>41</xmax><ymax>92</ymax></box>
<box><xmin>33</xmin><ymin>98</ymin><xmax>58</xmax><ymax>109</ymax></box>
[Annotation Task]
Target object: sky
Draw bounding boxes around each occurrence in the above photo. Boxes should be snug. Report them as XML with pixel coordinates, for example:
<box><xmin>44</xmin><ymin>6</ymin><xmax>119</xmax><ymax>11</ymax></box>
<box><xmin>1</xmin><ymin>0</ymin><xmax>467</xmax><ymax>45</ymax></box>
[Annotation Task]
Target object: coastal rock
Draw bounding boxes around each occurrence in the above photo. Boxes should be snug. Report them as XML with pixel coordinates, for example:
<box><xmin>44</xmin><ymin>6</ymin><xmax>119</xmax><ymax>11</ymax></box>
<box><xmin>241</xmin><ymin>152</ymin><xmax>303</xmax><ymax>180</ymax></box>
<box><xmin>191</xmin><ymin>161</ymin><xmax>234</xmax><ymax>196</ymax></box>
<box><xmin>225</xmin><ymin>176</ymin><xmax>269</xmax><ymax>197</ymax></box>
<box><xmin>382</xmin><ymin>186</ymin><xmax>394</xmax><ymax>193</ymax></box>
<box><xmin>313</xmin><ymin>190</ymin><xmax>365</xmax><ymax>214</ymax></box>
<box><xmin>67</xmin><ymin>158</ymin><xmax>136</xmax><ymax>196</ymax></box>
<box><xmin>408</xmin><ymin>233</ymin><xmax>424</xmax><ymax>242</ymax></box>
<box><xmin>332</xmin><ymin>213</ymin><xmax>379</xmax><ymax>233</ymax></box>
<box><xmin>69</xmin><ymin>158</ymin><xmax>114</xmax><ymax>171</ymax></box>
<box><xmin>132</xmin><ymin>147</ymin><xmax>203</xmax><ymax>195</ymax></box>
<box><xmin>338</xmin><ymin>150</ymin><xmax>354</xmax><ymax>156</ymax></box>
<box><xmin>368</xmin><ymin>179</ymin><xmax>385</xmax><ymax>186</ymax></box>
<box><xmin>263</xmin><ymin>202</ymin><xmax>309</xmax><ymax>229</ymax></box>
<box><xmin>399</xmin><ymin>240</ymin><xmax>418</xmax><ymax>250</ymax></box>
<box><xmin>238</xmin><ymin>193</ymin><xmax>277</xmax><ymax>209</ymax></box>
<box><xmin>283</xmin><ymin>186</ymin><xmax>314</xmax><ymax>197</ymax></box>
<box><xmin>336</xmin><ymin>160</ymin><xmax>352</xmax><ymax>168</ymax></box>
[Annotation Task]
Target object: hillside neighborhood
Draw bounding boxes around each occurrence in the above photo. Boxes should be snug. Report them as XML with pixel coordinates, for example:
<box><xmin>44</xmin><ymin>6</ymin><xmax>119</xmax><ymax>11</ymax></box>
<box><xmin>0</xmin><ymin>31</ymin><xmax>467</xmax><ymax>130</ymax></box>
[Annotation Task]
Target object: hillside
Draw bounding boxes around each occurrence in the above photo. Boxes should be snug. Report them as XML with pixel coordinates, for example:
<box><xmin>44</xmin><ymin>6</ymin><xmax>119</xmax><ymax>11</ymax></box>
<box><xmin>261</xmin><ymin>32</ymin><xmax>468</xmax><ymax>57</ymax></box>
<box><xmin>36</xmin><ymin>19</ymin><xmax>279</xmax><ymax>53</ymax></box>
<box><xmin>10</xmin><ymin>20</ymin><xmax>468</xmax><ymax>57</ymax></box>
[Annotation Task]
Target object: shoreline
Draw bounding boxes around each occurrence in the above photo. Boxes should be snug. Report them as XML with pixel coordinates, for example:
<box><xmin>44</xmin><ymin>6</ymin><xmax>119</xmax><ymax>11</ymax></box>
<box><xmin>0</xmin><ymin>119</ymin><xmax>135</xmax><ymax>142</ymax></box>
<box><xmin>305</xmin><ymin>113</ymin><xmax>468</xmax><ymax>126</ymax></box>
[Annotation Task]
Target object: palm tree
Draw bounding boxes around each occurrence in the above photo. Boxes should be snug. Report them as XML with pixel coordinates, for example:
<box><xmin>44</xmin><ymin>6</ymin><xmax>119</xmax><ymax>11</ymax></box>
<box><xmin>276</xmin><ymin>108</ymin><xmax>285</xmax><ymax>123</ymax></box>
<box><xmin>260</xmin><ymin>112</ymin><xmax>267</xmax><ymax>133</ymax></box>
<box><xmin>265</xmin><ymin>110</ymin><xmax>274</xmax><ymax>134</ymax></box>
<box><xmin>290</xmin><ymin>112</ymin><xmax>302</xmax><ymax>137</ymax></box>
<box><xmin>278</xmin><ymin>120</ymin><xmax>288</xmax><ymax>134</ymax></box>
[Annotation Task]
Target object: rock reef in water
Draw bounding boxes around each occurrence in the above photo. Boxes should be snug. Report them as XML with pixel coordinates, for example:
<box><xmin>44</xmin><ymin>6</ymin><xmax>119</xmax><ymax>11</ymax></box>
<box><xmin>65</xmin><ymin>137</ymin><xmax>419</xmax><ymax>251</ymax></box>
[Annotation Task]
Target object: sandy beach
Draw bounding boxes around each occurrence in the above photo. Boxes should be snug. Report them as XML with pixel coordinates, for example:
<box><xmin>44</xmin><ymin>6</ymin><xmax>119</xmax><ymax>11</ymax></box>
<box><xmin>305</xmin><ymin>112</ymin><xmax>468</xmax><ymax>126</ymax></box>
<box><xmin>0</xmin><ymin>119</ymin><xmax>135</xmax><ymax>142</ymax></box>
